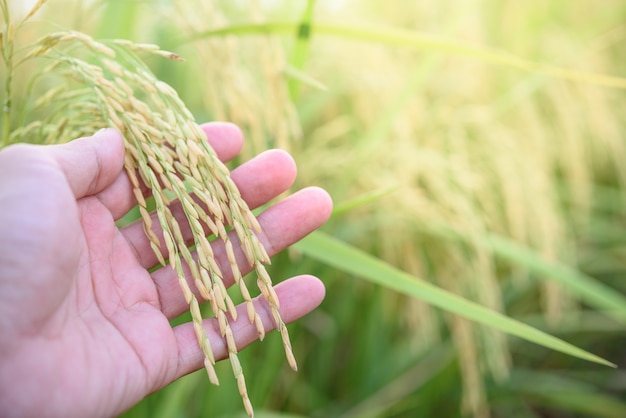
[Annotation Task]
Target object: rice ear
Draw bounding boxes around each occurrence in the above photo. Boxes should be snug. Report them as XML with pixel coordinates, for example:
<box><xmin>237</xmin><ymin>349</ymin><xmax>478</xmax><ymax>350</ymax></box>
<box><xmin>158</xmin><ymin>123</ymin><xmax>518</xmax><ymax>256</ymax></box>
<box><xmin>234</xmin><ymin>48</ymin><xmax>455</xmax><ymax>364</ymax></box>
<box><xmin>22</xmin><ymin>30</ymin><xmax>292</xmax><ymax>418</ymax></box>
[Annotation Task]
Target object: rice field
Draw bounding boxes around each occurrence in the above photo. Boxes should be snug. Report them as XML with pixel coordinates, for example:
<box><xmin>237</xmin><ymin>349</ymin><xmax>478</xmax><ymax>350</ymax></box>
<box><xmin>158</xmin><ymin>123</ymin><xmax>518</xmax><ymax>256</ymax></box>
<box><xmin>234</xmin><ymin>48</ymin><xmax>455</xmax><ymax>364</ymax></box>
<box><xmin>3</xmin><ymin>1</ymin><xmax>626</xmax><ymax>417</ymax></box>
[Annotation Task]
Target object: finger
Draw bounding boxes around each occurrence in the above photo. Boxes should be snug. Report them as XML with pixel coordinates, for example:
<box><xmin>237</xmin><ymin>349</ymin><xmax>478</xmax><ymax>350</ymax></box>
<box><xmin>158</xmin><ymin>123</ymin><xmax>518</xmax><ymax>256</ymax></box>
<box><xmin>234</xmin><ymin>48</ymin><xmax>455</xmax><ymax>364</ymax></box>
<box><xmin>153</xmin><ymin>186</ymin><xmax>333</xmax><ymax>320</ymax></box>
<box><xmin>198</xmin><ymin>121</ymin><xmax>244</xmax><ymax>163</ymax></box>
<box><xmin>96</xmin><ymin>121</ymin><xmax>244</xmax><ymax>219</ymax></box>
<box><xmin>121</xmin><ymin>148</ymin><xmax>297</xmax><ymax>270</ymax></box>
<box><xmin>48</xmin><ymin>128</ymin><xmax>126</xmax><ymax>199</ymax></box>
<box><xmin>165</xmin><ymin>275</ymin><xmax>325</xmax><ymax>385</ymax></box>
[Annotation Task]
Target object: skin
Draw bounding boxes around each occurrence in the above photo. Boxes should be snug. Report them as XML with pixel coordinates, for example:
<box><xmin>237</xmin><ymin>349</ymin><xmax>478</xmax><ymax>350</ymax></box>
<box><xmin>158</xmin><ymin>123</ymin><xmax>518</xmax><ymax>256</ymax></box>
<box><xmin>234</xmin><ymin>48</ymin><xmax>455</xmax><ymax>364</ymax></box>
<box><xmin>0</xmin><ymin>122</ymin><xmax>333</xmax><ymax>418</ymax></box>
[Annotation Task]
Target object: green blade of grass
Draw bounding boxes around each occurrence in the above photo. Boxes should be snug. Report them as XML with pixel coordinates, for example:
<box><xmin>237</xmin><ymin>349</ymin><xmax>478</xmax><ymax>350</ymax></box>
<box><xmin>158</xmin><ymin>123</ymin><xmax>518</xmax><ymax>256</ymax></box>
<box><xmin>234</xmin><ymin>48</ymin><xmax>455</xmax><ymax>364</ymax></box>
<box><xmin>422</xmin><ymin>223</ymin><xmax>626</xmax><ymax>324</ymax></box>
<box><xmin>189</xmin><ymin>21</ymin><xmax>626</xmax><ymax>90</ymax></box>
<box><xmin>504</xmin><ymin>370</ymin><xmax>626</xmax><ymax>418</ymax></box>
<box><xmin>484</xmin><ymin>234</ymin><xmax>626</xmax><ymax>323</ymax></box>
<box><xmin>283</xmin><ymin>65</ymin><xmax>327</xmax><ymax>92</ymax></box>
<box><xmin>295</xmin><ymin>231</ymin><xmax>616</xmax><ymax>368</ymax></box>
<box><xmin>288</xmin><ymin>0</ymin><xmax>316</xmax><ymax>98</ymax></box>
<box><xmin>332</xmin><ymin>186</ymin><xmax>400</xmax><ymax>216</ymax></box>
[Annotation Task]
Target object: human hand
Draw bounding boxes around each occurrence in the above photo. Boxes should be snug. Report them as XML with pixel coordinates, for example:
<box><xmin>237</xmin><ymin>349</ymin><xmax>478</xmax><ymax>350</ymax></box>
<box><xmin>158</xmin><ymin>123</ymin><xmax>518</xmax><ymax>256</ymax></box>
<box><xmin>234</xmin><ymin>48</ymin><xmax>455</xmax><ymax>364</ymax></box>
<box><xmin>0</xmin><ymin>123</ymin><xmax>332</xmax><ymax>417</ymax></box>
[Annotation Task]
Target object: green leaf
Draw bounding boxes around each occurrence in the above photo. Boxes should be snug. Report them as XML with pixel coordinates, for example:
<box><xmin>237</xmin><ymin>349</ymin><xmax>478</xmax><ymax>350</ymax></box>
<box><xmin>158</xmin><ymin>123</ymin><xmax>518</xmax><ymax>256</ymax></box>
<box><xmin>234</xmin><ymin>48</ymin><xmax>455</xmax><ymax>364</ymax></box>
<box><xmin>505</xmin><ymin>370</ymin><xmax>626</xmax><ymax>418</ymax></box>
<box><xmin>295</xmin><ymin>231</ymin><xmax>616</xmax><ymax>368</ymax></box>
<box><xmin>484</xmin><ymin>234</ymin><xmax>626</xmax><ymax>323</ymax></box>
<box><xmin>283</xmin><ymin>65</ymin><xmax>327</xmax><ymax>92</ymax></box>
<box><xmin>190</xmin><ymin>21</ymin><xmax>626</xmax><ymax>90</ymax></box>
<box><xmin>422</xmin><ymin>223</ymin><xmax>626</xmax><ymax>324</ymax></box>
<box><xmin>332</xmin><ymin>185</ymin><xmax>399</xmax><ymax>216</ymax></box>
<box><xmin>288</xmin><ymin>0</ymin><xmax>316</xmax><ymax>98</ymax></box>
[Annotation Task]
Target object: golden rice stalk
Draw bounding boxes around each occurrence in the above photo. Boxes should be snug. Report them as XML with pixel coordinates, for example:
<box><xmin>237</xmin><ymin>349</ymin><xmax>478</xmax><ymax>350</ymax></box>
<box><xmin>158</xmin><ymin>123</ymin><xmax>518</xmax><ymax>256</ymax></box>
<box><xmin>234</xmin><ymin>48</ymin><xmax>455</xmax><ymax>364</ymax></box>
<box><xmin>23</xmin><ymin>0</ymin><xmax>50</xmax><ymax>22</ymax></box>
<box><xmin>25</xmin><ymin>30</ymin><xmax>295</xmax><ymax>417</ymax></box>
<box><xmin>169</xmin><ymin>0</ymin><xmax>301</xmax><ymax>157</ymax></box>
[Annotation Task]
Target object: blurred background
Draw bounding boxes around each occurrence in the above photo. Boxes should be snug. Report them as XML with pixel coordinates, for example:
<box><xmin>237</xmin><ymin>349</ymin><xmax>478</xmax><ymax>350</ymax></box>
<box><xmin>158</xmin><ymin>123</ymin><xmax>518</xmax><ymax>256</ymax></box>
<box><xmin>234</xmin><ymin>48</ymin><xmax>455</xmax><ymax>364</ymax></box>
<box><xmin>5</xmin><ymin>0</ymin><xmax>626</xmax><ymax>417</ymax></box>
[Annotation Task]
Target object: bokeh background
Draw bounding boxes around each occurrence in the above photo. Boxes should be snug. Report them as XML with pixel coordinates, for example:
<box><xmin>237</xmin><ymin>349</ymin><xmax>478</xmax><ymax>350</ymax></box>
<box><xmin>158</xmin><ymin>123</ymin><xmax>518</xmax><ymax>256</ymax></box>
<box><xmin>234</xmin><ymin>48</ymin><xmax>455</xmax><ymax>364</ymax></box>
<box><xmin>4</xmin><ymin>1</ymin><xmax>626</xmax><ymax>417</ymax></box>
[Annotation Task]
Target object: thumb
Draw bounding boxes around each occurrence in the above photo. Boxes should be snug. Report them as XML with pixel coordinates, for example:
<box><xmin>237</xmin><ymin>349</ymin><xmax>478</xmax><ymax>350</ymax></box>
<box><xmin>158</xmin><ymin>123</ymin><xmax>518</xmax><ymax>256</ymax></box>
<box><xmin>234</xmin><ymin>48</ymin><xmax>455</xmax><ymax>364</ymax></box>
<box><xmin>49</xmin><ymin>129</ymin><xmax>125</xmax><ymax>199</ymax></box>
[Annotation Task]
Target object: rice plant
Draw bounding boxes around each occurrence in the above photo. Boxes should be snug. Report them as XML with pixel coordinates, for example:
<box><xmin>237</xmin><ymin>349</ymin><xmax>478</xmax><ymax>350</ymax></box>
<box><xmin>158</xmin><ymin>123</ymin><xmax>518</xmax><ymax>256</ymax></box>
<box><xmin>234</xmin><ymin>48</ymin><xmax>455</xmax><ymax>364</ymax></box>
<box><xmin>1</xmin><ymin>1</ymin><xmax>296</xmax><ymax>416</ymax></box>
<box><xmin>3</xmin><ymin>0</ymin><xmax>626</xmax><ymax>417</ymax></box>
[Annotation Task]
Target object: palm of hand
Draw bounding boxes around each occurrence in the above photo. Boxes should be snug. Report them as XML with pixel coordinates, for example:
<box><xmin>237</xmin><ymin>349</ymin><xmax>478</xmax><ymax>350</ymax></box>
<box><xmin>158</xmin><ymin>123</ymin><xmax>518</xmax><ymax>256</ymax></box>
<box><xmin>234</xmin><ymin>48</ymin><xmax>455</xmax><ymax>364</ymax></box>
<box><xmin>0</xmin><ymin>124</ymin><xmax>331</xmax><ymax>417</ymax></box>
